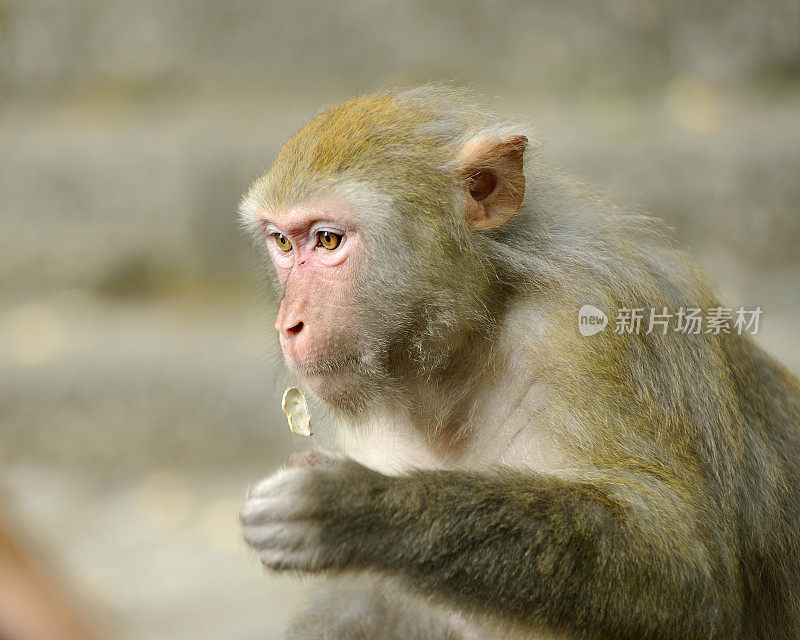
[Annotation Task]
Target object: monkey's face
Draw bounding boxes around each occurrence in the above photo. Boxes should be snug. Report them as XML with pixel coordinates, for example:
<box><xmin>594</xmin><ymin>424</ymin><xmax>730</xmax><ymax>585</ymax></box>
<box><xmin>255</xmin><ymin>190</ymin><xmax>465</xmax><ymax>413</ymax></box>
<box><xmin>257</xmin><ymin>198</ymin><xmax>375</xmax><ymax>405</ymax></box>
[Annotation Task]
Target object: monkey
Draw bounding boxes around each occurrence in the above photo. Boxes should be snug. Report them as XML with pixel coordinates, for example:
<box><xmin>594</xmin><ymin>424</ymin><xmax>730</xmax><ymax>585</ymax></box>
<box><xmin>238</xmin><ymin>86</ymin><xmax>800</xmax><ymax>640</ymax></box>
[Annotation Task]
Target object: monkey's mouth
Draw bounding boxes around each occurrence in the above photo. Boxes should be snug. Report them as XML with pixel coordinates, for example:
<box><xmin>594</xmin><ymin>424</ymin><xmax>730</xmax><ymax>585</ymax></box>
<box><xmin>290</xmin><ymin>355</ymin><xmax>363</xmax><ymax>377</ymax></box>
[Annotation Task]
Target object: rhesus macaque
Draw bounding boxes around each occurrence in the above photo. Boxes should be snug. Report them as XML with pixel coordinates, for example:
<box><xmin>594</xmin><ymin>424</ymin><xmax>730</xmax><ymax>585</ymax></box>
<box><xmin>238</xmin><ymin>87</ymin><xmax>800</xmax><ymax>639</ymax></box>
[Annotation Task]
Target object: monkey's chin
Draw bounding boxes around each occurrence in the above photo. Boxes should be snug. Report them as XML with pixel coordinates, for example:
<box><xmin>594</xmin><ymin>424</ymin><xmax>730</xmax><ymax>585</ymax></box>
<box><xmin>290</xmin><ymin>357</ymin><xmax>366</xmax><ymax>409</ymax></box>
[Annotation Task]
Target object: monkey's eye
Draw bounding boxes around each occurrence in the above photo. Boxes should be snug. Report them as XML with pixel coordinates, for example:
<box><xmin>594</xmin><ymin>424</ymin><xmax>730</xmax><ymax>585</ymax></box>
<box><xmin>272</xmin><ymin>233</ymin><xmax>292</xmax><ymax>252</ymax></box>
<box><xmin>316</xmin><ymin>230</ymin><xmax>342</xmax><ymax>250</ymax></box>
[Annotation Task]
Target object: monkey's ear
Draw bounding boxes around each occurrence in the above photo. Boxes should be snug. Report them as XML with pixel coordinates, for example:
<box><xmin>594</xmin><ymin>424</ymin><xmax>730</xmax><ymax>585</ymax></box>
<box><xmin>460</xmin><ymin>135</ymin><xmax>528</xmax><ymax>231</ymax></box>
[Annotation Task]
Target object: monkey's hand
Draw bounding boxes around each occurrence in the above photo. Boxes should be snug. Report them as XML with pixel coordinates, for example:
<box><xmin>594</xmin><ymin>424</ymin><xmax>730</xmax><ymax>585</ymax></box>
<box><xmin>240</xmin><ymin>450</ymin><xmax>389</xmax><ymax>573</ymax></box>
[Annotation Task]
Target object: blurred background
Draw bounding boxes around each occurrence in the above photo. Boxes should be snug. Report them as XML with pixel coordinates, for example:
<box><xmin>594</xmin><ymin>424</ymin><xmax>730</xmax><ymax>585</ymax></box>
<box><xmin>0</xmin><ymin>0</ymin><xmax>798</xmax><ymax>638</ymax></box>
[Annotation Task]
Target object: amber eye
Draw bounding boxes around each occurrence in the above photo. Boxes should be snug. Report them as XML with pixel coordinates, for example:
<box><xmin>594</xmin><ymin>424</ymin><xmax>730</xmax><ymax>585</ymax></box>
<box><xmin>317</xmin><ymin>230</ymin><xmax>342</xmax><ymax>250</ymax></box>
<box><xmin>272</xmin><ymin>233</ymin><xmax>292</xmax><ymax>252</ymax></box>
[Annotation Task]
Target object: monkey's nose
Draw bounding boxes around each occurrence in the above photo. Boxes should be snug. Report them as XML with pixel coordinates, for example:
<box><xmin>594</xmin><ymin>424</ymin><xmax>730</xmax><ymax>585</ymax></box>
<box><xmin>286</xmin><ymin>321</ymin><xmax>304</xmax><ymax>336</ymax></box>
<box><xmin>275</xmin><ymin>297</ymin><xmax>305</xmax><ymax>340</ymax></box>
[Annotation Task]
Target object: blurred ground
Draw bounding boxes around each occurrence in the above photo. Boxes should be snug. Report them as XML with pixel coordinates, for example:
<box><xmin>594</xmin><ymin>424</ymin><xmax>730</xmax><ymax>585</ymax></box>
<box><xmin>0</xmin><ymin>1</ymin><xmax>798</xmax><ymax>639</ymax></box>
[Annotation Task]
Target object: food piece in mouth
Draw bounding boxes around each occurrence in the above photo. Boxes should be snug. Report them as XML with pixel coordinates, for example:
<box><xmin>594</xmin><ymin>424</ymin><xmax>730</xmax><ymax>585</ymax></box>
<box><xmin>282</xmin><ymin>386</ymin><xmax>312</xmax><ymax>437</ymax></box>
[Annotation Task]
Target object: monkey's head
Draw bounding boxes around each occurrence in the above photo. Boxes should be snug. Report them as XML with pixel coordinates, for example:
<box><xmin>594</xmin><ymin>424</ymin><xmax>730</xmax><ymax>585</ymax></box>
<box><xmin>241</xmin><ymin>88</ymin><xmax>528</xmax><ymax>414</ymax></box>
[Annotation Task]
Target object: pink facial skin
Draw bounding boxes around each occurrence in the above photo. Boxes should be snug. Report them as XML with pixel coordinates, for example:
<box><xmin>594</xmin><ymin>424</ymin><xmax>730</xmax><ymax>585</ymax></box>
<box><xmin>256</xmin><ymin>201</ymin><xmax>361</xmax><ymax>396</ymax></box>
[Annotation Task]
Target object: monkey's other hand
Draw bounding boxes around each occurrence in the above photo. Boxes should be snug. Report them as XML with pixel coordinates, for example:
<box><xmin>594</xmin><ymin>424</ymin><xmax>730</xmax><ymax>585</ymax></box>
<box><xmin>240</xmin><ymin>452</ymin><xmax>389</xmax><ymax>573</ymax></box>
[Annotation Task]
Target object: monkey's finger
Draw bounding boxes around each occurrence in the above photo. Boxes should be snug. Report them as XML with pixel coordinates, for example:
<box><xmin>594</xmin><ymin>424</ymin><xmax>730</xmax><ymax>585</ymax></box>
<box><xmin>240</xmin><ymin>497</ymin><xmax>297</xmax><ymax>526</ymax></box>
<box><xmin>242</xmin><ymin>521</ymin><xmax>321</xmax><ymax>552</ymax></box>
<box><xmin>259</xmin><ymin>547</ymin><xmax>323</xmax><ymax>573</ymax></box>
<box><xmin>246</xmin><ymin>467</ymin><xmax>311</xmax><ymax>499</ymax></box>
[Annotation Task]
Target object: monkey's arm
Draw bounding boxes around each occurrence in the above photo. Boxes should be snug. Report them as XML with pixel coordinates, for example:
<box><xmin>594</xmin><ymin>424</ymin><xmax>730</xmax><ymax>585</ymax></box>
<box><xmin>241</xmin><ymin>455</ymin><xmax>739</xmax><ymax>640</ymax></box>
